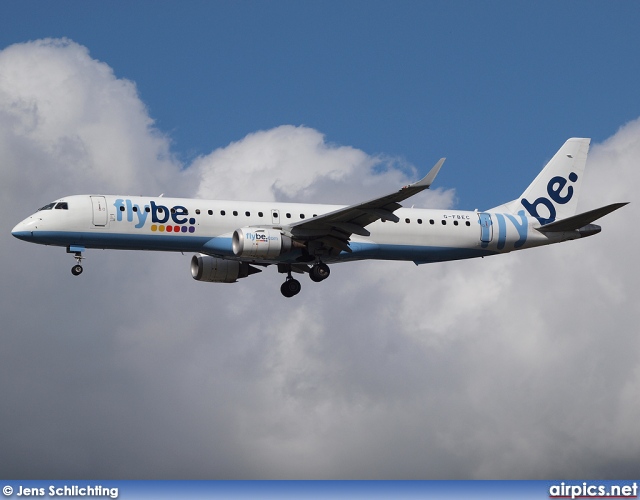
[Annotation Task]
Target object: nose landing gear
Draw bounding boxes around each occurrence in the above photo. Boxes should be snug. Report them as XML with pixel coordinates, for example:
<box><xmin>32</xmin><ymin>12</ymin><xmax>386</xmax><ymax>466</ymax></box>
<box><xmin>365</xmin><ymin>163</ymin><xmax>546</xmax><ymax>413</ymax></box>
<box><xmin>71</xmin><ymin>253</ymin><xmax>84</xmax><ymax>276</ymax></box>
<box><xmin>67</xmin><ymin>246</ymin><xmax>85</xmax><ymax>276</ymax></box>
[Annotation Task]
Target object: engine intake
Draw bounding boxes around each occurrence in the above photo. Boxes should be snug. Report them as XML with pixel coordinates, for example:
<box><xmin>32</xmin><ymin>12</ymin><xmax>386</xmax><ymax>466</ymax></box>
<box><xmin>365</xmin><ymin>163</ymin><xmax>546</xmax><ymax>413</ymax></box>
<box><xmin>232</xmin><ymin>227</ymin><xmax>293</xmax><ymax>259</ymax></box>
<box><xmin>191</xmin><ymin>254</ymin><xmax>261</xmax><ymax>283</ymax></box>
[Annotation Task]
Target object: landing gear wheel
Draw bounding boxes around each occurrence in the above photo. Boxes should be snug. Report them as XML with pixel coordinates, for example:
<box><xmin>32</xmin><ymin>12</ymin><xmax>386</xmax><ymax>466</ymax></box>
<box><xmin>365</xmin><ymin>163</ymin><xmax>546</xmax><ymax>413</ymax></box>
<box><xmin>280</xmin><ymin>278</ymin><xmax>301</xmax><ymax>298</ymax></box>
<box><xmin>310</xmin><ymin>262</ymin><xmax>330</xmax><ymax>282</ymax></box>
<box><xmin>71</xmin><ymin>264</ymin><xmax>83</xmax><ymax>276</ymax></box>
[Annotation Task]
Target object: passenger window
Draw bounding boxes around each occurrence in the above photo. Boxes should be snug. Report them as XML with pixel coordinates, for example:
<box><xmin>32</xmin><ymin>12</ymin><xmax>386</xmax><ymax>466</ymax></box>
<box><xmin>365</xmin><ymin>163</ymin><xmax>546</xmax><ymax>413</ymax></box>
<box><xmin>466</xmin><ymin>221</ymin><xmax>470</xmax><ymax>226</ymax></box>
<box><xmin>454</xmin><ymin>220</ymin><xmax>458</xmax><ymax>226</ymax></box>
<box><xmin>220</xmin><ymin>210</ymin><xmax>225</xmax><ymax>216</ymax></box>
<box><xmin>417</xmin><ymin>219</ymin><xmax>422</xmax><ymax>224</ymax></box>
<box><xmin>196</xmin><ymin>209</ymin><xmax>201</xmax><ymax>215</ymax></box>
<box><xmin>300</xmin><ymin>214</ymin><xmax>305</xmax><ymax>219</ymax></box>
<box><xmin>258</xmin><ymin>212</ymin><xmax>264</xmax><ymax>217</ymax></box>
<box><xmin>430</xmin><ymin>219</ymin><xmax>435</xmax><ymax>225</ymax></box>
<box><xmin>441</xmin><ymin>220</ymin><xmax>446</xmax><ymax>225</ymax></box>
<box><xmin>120</xmin><ymin>206</ymin><xmax>125</xmax><ymax>212</ymax></box>
<box><xmin>145</xmin><ymin>207</ymin><xmax>150</xmax><ymax>213</ymax></box>
<box><xmin>405</xmin><ymin>218</ymin><xmax>410</xmax><ymax>224</ymax></box>
<box><xmin>233</xmin><ymin>211</ymin><xmax>238</xmax><ymax>216</ymax></box>
<box><xmin>286</xmin><ymin>213</ymin><xmax>291</xmax><ymax>219</ymax></box>
<box><xmin>245</xmin><ymin>211</ymin><xmax>250</xmax><ymax>217</ymax></box>
<box><xmin>208</xmin><ymin>210</ymin><xmax>213</xmax><ymax>215</ymax></box>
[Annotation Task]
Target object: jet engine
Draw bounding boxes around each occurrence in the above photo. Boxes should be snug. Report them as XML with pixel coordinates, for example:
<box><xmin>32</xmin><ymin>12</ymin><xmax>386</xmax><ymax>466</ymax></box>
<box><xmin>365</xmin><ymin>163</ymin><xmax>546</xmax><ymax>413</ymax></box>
<box><xmin>190</xmin><ymin>254</ymin><xmax>261</xmax><ymax>283</ymax></box>
<box><xmin>232</xmin><ymin>227</ymin><xmax>294</xmax><ymax>259</ymax></box>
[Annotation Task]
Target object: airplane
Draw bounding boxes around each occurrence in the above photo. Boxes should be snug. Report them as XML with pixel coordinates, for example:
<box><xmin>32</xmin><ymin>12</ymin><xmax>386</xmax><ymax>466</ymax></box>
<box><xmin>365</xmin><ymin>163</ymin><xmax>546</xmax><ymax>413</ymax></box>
<box><xmin>12</xmin><ymin>138</ymin><xmax>627</xmax><ymax>297</ymax></box>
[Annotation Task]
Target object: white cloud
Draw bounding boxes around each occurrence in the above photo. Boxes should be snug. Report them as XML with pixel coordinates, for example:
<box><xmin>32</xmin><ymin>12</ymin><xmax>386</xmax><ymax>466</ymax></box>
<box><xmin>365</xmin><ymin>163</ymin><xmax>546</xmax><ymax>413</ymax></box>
<box><xmin>193</xmin><ymin>124</ymin><xmax>455</xmax><ymax>208</ymax></box>
<box><xmin>1</xmin><ymin>39</ymin><xmax>639</xmax><ymax>479</ymax></box>
<box><xmin>0</xmin><ymin>38</ymin><xmax>188</xmax><ymax>204</ymax></box>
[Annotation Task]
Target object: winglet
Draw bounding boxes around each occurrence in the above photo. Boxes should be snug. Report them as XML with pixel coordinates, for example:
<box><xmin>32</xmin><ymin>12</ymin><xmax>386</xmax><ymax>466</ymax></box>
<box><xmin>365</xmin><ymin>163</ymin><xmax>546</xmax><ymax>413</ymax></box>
<box><xmin>411</xmin><ymin>158</ymin><xmax>445</xmax><ymax>189</ymax></box>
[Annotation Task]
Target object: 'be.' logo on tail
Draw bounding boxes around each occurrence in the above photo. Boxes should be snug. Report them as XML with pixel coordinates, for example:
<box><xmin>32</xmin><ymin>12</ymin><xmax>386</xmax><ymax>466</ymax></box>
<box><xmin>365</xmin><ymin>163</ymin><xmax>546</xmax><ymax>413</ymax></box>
<box><xmin>521</xmin><ymin>172</ymin><xmax>578</xmax><ymax>225</ymax></box>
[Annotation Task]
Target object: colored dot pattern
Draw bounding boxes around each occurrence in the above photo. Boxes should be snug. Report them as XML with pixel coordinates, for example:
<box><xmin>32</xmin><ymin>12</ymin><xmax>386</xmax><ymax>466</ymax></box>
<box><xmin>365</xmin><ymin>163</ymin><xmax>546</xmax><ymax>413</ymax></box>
<box><xmin>151</xmin><ymin>224</ymin><xmax>196</xmax><ymax>233</ymax></box>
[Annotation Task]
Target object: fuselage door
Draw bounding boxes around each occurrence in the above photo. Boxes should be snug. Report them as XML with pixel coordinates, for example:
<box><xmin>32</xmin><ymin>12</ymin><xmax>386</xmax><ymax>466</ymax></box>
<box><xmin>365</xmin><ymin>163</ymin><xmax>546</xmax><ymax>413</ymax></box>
<box><xmin>271</xmin><ymin>209</ymin><xmax>280</xmax><ymax>225</ymax></box>
<box><xmin>91</xmin><ymin>196</ymin><xmax>108</xmax><ymax>226</ymax></box>
<box><xmin>478</xmin><ymin>212</ymin><xmax>493</xmax><ymax>243</ymax></box>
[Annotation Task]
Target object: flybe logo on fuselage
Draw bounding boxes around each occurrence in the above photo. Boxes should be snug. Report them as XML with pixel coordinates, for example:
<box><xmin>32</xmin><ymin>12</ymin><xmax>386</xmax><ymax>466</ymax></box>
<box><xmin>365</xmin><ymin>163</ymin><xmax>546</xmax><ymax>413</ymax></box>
<box><xmin>521</xmin><ymin>172</ymin><xmax>578</xmax><ymax>225</ymax></box>
<box><xmin>113</xmin><ymin>199</ymin><xmax>196</xmax><ymax>233</ymax></box>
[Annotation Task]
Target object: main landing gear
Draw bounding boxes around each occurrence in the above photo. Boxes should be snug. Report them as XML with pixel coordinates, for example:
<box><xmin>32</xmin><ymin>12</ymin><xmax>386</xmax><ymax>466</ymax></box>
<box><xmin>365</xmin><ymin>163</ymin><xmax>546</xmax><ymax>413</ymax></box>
<box><xmin>280</xmin><ymin>275</ymin><xmax>302</xmax><ymax>298</ymax></box>
<box><xmin>309</xmin><ymin>262</ymin><xmax>330</xmax><ymax>282</ymax></box>
<box><xmin>280</xmin><ymin>262</ymin><xmax>331</xmax><ymax>297</ymax></box>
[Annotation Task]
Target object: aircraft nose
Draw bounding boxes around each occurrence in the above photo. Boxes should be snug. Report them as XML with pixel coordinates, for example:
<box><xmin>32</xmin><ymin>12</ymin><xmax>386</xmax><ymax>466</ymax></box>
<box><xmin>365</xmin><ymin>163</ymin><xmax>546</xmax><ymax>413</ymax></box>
<box><xmin>11</xmin><ymin>218</ymin><xmax>37</xmax><ymax>241</ymax></box>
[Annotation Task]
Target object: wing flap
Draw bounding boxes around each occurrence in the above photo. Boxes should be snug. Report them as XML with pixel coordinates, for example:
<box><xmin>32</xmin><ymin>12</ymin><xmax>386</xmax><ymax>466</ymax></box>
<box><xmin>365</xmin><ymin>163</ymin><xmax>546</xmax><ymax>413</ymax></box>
<box><xmin>357</xmin><ymin>207</ymin><xmax>400</xmax><ymax>223</ymax></box>
<box><xmin>319</xmin><ymin>235</ymin><xmax>352</xmax><ymax>253</ymax></box>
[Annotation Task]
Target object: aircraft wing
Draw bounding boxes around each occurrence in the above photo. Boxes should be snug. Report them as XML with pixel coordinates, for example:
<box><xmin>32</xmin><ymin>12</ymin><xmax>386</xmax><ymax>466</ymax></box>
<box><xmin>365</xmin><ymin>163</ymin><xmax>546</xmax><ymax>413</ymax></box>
<box><xmin>287</xmin><ymin>158</ymin><xmax>445</xmax><ymax>252</ymax></box>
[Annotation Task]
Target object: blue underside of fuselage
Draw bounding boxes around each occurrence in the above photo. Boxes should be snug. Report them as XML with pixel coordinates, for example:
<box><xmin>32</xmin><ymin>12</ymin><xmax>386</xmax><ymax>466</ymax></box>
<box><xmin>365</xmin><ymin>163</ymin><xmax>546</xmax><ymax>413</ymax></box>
<box><xmin>12</xmin><ymin>231</ymin><xmax>497</xmax><ymax>264</ymax></box>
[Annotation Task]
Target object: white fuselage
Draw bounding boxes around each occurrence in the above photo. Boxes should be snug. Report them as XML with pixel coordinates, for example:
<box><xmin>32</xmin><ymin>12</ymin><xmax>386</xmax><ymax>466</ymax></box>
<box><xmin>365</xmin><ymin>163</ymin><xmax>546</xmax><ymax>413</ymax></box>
<box><xmin>12</xmin><ymin>194</ymin><xmax>577</xmax><ymax>265</ymax></box>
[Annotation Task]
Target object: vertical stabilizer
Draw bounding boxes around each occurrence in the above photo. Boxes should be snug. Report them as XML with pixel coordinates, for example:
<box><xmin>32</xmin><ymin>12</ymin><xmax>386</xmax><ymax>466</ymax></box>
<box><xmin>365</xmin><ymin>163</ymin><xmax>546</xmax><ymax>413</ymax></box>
<box><xmin>489</xmin><ymin>138</ymin><xmax>591</xmax><ymax>225</ymax></box>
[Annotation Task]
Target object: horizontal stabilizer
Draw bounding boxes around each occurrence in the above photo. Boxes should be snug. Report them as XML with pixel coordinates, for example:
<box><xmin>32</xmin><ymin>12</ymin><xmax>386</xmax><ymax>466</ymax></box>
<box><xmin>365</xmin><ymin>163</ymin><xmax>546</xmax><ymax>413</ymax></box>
<box><xmin>537</xmin><ymin>202</ymin><xmax>628</xmax><ymax>233</ymax></box>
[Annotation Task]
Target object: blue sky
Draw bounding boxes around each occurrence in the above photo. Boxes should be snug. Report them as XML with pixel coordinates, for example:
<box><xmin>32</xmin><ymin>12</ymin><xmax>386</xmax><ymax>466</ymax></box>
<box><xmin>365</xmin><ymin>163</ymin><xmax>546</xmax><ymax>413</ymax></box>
<box><xmin>2</xmin><ymin>2</ymin><xmax>640</xmax><ymax>481</ymax></box>
<box><xmin>3</xmin><ymin>1</ymin><xmax>639</xmax><ymax>208</ymax></box>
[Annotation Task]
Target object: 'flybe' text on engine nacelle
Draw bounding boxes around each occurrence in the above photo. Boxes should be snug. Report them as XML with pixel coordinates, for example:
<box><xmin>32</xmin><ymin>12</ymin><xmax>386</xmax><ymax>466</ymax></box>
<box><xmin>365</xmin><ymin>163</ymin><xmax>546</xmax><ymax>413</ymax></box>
<box><xmin>232</xmin><ymin>228</ymin><xmax>293</xmax><ymax>259</ymax></box>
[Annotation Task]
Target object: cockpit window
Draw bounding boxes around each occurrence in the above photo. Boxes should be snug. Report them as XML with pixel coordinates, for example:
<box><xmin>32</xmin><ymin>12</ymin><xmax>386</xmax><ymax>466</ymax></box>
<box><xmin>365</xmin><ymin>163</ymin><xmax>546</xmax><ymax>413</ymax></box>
<box><xmin>55</xmin><ymin>202</ymin><xmax>69</xmax><ymax>210</ymax></box>
<box><xmin>37</xmin><ymin>202</ymin><xmax>56</xmax><ymax>211</ymax></box>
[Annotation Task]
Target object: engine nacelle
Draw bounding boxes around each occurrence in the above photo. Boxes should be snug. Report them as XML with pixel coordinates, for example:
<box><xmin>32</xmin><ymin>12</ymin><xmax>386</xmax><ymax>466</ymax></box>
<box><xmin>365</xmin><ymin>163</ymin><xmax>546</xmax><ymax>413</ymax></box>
<box><xmin>190</xmin><ymin>254</ymin><xmax>260</xmax><ymax>283</ymax></box>
<box><xmin>232</xmin><ymin>227</ymin><xmax>293</xmax><ymax>259</ymax></box>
